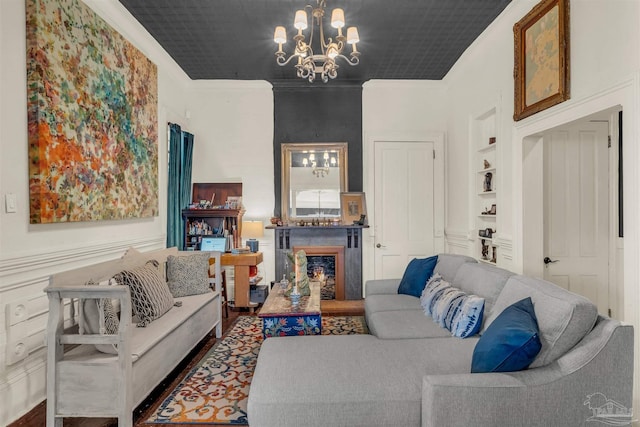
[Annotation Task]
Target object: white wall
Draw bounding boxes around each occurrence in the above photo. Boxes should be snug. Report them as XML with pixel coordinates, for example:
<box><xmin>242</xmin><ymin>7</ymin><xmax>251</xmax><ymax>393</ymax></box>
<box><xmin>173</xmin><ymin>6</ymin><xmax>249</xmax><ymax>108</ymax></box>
<box><xmin>186</xmin><ymin>80</ymin><xmax>276</xmax><ymax>287</ymax></box>
<box><xmin>443</xmin><ymin>0</ymin><xmax>640</xmax><ymax>415</ymax></box>
<box><xmin>361</xmin><ymin>81</ymin><xmax>448</xmax><ymax>283</ymax></box>
<box><xmin>0</xmin><ymin>0</ymin><xmax>192</xmax><ymax>424</ymax></box>
<box><xmin>444</xmin><ymin>0</ymin><xmax>640</xmax><ymax>258</ymax></box>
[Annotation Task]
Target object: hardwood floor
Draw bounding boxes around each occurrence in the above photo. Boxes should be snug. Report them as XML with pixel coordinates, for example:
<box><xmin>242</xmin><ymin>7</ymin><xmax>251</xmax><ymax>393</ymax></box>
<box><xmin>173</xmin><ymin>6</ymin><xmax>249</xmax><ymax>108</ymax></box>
<box><xmin>10</xmin><ymin>300</ymin><xmax>364</xmax><ymax>427</ymax></box>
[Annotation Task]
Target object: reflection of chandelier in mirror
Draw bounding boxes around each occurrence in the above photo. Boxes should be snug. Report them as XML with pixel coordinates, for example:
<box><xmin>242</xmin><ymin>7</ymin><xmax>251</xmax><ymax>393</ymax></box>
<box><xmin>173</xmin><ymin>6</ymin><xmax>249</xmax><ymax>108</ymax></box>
<box><xmin>273</xmin><ymin>0</ymin><xmax>360</xmax><ymax>83</ymax></box>
<box><xmin>302</xmin><ymin>151</ymin><xmax>337</xmax><ymax>178</ymax></box>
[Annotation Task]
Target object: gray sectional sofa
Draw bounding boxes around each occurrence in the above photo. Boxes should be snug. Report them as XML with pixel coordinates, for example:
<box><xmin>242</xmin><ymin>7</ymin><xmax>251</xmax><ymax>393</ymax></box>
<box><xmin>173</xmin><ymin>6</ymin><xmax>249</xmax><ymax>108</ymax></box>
<box><xmin>248</xmin><ymin>254</ymin><xmax>634</xmax><ymax>427</ymax></box>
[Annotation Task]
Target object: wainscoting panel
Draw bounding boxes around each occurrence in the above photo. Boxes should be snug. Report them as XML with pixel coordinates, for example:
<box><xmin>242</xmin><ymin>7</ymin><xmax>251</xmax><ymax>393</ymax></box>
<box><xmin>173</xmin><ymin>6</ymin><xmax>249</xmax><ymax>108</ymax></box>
<box><xmin>444</xmin><ymin>229</ymin><xmax>471</xmax><ymax>255</ymax></box>
<box><xmin>494</xmin><ymin>234</ymin><xmax>514</xmax><ymax>269</ymax></box>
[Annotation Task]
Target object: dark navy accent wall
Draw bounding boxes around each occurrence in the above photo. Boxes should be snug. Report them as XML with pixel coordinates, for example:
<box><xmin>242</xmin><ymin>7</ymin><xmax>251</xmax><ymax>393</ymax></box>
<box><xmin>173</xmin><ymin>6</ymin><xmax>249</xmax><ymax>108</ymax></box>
<box><xmin>272</xmin><ymin>81</ymin><xmax>363</xmax><ymax>217</ymax></box>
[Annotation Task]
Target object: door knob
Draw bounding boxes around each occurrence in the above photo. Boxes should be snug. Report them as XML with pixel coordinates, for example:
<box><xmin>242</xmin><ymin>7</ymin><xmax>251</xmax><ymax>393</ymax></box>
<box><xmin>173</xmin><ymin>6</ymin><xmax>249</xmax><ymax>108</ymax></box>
<box><xmin>543</xmin><ymin>257</ymin><xmax>559</xmax><ymax>264</ymax></box>
<box><xmin>376</xmin><ymin>243</ymin><xmax>385</xmax><ymax>248</ymax></box>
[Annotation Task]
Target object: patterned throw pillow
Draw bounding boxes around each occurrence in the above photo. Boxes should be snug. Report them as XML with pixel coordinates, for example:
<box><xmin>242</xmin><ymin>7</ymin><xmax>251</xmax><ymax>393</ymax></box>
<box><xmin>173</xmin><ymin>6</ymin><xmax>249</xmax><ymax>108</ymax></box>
<box><xmin>449</xmin><ymin>294</ymin><xmax>485</xmax><ymax>338</ymax></box>
<box><xmin>420</xmin><ymin>274</ymin><xmax>485</xmax><ymax>338</ymax></box>
<box><xmin>432</xmin><ymin>287</ymin><xmax>466</xmax><ymax>328</ymax></box>
<box><xmin>420</xmin><ymin>274</ymin><xmax>451</xmax><ymax>317</ymax></box>
<box><xmin>166</xmin><ymin>253</ymin><xmax>212</xmax><ymax>297</ymax></box>
<box><xmin>114</xmin><ymin>260</ymin><xmax>174</xmax><ymax>327</ymax></box>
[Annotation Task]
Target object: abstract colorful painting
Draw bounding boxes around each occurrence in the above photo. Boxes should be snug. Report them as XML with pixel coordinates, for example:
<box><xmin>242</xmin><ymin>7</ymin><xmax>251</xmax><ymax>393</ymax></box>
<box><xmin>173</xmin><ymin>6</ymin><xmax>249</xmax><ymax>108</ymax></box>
<box><xmin>26</xmin><ymin>0</ymin><xmax>158</xmax><ymax>223</ymax></box>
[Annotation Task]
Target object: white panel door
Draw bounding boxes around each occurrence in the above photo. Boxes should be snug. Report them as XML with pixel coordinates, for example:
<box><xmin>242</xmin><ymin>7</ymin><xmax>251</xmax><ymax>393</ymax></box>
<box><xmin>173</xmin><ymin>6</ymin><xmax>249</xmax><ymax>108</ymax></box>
<box><xmin>374</xmin><ymin>141</ymin><xmax>435</xmax><ymax>279</ymax></box>
<box><xmin>543</xmin><ymin>122</ymin><xmax>609</xmax><ymax>314</ymax></box>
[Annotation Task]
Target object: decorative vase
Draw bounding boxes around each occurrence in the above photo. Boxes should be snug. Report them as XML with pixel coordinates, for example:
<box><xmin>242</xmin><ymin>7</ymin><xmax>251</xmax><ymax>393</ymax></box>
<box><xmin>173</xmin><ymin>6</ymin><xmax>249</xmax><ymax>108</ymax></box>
<box><xmin>290</xmin><ymin>283</ymin><xmax>301</xmax><ymax>305</ymax></box>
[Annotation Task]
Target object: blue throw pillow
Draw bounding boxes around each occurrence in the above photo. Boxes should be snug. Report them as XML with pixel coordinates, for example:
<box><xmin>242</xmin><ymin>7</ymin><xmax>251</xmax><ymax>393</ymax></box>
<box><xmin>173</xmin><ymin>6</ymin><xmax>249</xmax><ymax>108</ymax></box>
<box><xmin>397</xmin><ymin>256</ymin><xmax>438</xmax><ymax>297</ymax></box>
<box><xmin>471</xmin><ymin>297</ymin><xmax>542</xmax><ymax>373</ymax></box>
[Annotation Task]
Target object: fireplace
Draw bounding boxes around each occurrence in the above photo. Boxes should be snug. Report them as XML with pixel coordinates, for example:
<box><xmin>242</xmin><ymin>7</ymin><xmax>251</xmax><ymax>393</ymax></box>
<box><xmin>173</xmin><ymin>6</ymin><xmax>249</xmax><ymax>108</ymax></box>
<box><xmin>294</xmin><ymin>245</ymin><xmax>345</xmax><ymax>300</ymax></box>
<box><xmin>270</xmin><ymin>225</ymin><xmax>366</xmax><ymax>300</ymax></box>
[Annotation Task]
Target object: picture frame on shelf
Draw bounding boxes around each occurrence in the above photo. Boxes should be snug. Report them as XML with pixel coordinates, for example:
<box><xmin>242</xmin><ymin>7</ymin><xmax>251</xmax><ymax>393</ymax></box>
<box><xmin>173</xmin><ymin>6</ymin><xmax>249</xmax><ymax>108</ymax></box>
<box><xmin>513</xmin><ymin>0</ymin><xmax>570</xmax><ymax>121</ymax></box>
<box><xmin>489</xmin><ymin>204</ymin><xmax>497</xmax><ymax>215</ymax></box>
<box><xmin>340</xmin><ymin>192</ymin><xmax>367</xmax><ymax>225</ymax></box>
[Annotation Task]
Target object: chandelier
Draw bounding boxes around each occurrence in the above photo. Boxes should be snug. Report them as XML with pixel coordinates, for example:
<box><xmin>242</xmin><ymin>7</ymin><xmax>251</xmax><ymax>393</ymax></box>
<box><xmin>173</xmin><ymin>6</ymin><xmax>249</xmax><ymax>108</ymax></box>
<box><xmin>303</xmin><ymin>151</ymin><xmax>337</xmax><ymax>178</ymax></box>
<box><xmin>273</xmin><ymin>0</ymin><xmax>360</xmax><ymax>83</ymax></box>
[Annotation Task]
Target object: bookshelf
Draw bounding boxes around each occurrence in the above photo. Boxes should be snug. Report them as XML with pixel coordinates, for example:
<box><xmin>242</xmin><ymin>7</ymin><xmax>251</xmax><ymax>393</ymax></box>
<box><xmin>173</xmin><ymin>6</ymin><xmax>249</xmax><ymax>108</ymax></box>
<box><xmin>472</xmin><ymin>107</ymin><xmax>498</xmax><ymax>264</ymax></box>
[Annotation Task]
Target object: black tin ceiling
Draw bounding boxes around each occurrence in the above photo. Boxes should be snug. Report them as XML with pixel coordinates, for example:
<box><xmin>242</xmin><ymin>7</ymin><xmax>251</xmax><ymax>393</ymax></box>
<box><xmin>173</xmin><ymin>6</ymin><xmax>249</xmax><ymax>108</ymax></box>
<box><xmin>119</xmin><ymin>0</ymin><xmax>511</xmax><ymax>83</ymax></box>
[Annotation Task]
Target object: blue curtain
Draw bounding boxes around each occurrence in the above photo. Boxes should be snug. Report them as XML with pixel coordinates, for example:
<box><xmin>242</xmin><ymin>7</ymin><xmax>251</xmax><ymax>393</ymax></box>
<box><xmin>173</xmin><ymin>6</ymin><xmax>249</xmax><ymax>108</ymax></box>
<box><xmin>180</xmin><ymin>132</ymin><xmax>195</xmax><ymax>247</ymax></box>
<box><xmin>166</xmin><ymin>124</ymin><xmax>194</xmax><ymax>249</ymax></box>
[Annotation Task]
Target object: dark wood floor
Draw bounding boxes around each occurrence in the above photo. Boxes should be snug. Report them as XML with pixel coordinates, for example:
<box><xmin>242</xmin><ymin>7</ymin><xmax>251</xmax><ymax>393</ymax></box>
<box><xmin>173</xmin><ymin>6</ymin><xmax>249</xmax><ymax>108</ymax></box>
<box><xmin>11</xmin><ymin>300</ymin><xmax>364</xmax><ymax>427</ymax></box>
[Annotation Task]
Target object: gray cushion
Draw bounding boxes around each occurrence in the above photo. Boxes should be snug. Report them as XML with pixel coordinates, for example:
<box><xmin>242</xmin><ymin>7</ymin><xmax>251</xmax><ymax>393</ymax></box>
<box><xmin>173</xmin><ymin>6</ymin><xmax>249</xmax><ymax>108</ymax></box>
<box><xmin>365</xmin><ymin>293</ymin><xmax>422</xmax><ymax>314</ymax></box>
<box><xmin>364</xmin><ymin>278</ymin><xmax>401</xmax><ymax>296</ymax></box>
<box><xmin>166</xmin><ymin>253</ymin><xmax>212</xmax><ymax>297</ymax></box>
<box><xmin>367</xmin><ymin>309</ymin><xmax>452</xmax><ymax>339</ymax></box>
<box><xmin>452</xmin><ymin>263</ymin><xmax>514</xmax><ymax>320</ymax></box>
<box><xmin>485</xmin><ymin>275</ymin><xmax>598</xmax><ymax>368</ymax></box>
<box><xmin>81</xmin><ymin>297</ymin><xmax>119</xmax><ymax>354</ymax></box>
<box><xmin>433</xmin><ymin>253</ymin><xmax>477</xmax><ymax>282</ymax></box>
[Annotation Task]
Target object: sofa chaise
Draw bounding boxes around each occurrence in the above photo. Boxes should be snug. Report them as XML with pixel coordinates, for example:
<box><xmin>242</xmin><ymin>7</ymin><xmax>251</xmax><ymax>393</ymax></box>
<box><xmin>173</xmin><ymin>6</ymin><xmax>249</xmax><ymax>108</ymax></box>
<box><xmin>247</xmin><ymin>254</ymin><xmax>634</xmax><ymax>427</ymax></box>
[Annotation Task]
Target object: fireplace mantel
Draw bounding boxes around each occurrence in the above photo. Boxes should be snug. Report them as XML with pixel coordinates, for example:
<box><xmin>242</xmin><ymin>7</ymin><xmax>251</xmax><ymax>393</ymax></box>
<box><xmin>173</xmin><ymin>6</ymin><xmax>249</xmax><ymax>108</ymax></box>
<box><xmin>268</xmin><ymin>225</ymin><xmax>367</xmax><ymax>300</ymax></box>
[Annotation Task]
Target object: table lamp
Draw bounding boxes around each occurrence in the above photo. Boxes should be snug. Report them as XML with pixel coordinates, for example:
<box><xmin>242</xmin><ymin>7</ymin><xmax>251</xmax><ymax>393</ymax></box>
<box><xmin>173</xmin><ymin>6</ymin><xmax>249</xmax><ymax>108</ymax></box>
<box><xmin>242</xmin><ymin>220</ymin><xmax>264</xmax><ymax>252</ymax></box>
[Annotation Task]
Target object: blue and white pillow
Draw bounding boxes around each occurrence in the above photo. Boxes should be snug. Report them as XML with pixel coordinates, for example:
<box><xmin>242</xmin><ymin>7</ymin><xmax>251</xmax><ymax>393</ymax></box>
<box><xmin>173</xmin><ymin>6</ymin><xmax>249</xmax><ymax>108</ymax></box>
<box><xmin>450</xmin><ymin>295</ymin><xmax>485</xmax><ymax>338</ymax></box>
<box><xmin>432</xmin><ymin>287</ymin><xmax>466</xmax><ymax>328</ymax></box>
<box><xmin>420</xmin><ymin>273</ymin><xmax>485</xmax><ymax>338</ymax></box>
<box><xmin>420</xmin><ymin>274</ymin><xmax>451</xmax><ymax>317</ymax></box>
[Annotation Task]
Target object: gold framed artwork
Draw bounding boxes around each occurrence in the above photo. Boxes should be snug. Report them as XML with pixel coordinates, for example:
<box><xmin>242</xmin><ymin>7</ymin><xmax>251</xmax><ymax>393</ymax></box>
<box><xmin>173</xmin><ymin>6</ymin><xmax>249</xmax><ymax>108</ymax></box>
<box><xmin>513</xmin><ymin>0</ymin><xmax>570</xmax><ymax>121</ymax></box>
<box><xmin>340</xmin><ymin>192</ymin><xmax>367</xmax><ymax>225</ymax></box>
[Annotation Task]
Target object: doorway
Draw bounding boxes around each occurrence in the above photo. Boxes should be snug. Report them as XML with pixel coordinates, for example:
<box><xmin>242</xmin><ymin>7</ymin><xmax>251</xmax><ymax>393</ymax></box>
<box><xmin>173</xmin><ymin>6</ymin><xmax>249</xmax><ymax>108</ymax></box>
<box><xmin>372</xmin><ymin>136</ymin><xmax>445</xmax><ymax>279</ymax></box>
<box><xmin>523</xmin><ymin>109</ymin><xmax>622</xmax><ymax>319</ymax></box>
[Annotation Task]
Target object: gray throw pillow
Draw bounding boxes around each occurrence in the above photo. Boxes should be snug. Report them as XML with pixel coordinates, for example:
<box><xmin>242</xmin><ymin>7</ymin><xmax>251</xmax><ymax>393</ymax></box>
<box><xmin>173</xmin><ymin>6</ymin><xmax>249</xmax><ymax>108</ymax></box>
<box><xmin>166</xmin><ymin>253</ymin><xmax>212</xmax><ymax>297</ymax></box>
<box><xmin>82</xmin><ymin>280</ymin><xmax>120</xmax><ymax>354</ymax></box>
<box><xmin>114</xmin><ymin>260</ymin><xmax>174</xmax><ymax>327</ymax></box>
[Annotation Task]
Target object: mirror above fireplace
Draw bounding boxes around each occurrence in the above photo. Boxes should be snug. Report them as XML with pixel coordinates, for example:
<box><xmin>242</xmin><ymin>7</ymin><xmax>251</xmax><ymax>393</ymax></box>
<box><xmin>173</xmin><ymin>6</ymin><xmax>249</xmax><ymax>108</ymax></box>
<box><xmin>281</xmin><ymin>142</ymin><xmax>348</xmax><ymax>223</ymax></box>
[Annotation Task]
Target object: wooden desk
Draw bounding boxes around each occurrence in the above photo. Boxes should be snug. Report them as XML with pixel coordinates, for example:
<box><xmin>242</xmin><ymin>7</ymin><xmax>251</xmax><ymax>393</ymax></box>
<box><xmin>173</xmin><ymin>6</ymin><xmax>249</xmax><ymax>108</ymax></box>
<box><xmin>221</xmin><ymin>252</ymin><xmax>263</xmax><ymax>310</ymax></box>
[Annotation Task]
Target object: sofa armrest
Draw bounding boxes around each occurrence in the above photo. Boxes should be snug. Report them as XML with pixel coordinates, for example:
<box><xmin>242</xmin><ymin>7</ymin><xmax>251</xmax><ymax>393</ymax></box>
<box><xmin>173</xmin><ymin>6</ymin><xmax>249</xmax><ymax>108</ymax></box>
<box><xmin>364</xmin><ymin>279</ymin><xmax>400</xmax><ymax>297</ymax></box>
<box><xmin>421</xmin><ymin>320</ymin><xmax>634</xmax><ymax>427</ymax></box>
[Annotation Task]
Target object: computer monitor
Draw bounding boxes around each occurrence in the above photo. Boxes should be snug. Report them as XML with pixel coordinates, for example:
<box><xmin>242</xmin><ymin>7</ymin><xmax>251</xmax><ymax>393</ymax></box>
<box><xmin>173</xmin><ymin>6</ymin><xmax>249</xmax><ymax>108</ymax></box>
<box><xmin>200</xmin><ymin>236</ymin><xmax>227</xmax><ymax>252</ymax></box>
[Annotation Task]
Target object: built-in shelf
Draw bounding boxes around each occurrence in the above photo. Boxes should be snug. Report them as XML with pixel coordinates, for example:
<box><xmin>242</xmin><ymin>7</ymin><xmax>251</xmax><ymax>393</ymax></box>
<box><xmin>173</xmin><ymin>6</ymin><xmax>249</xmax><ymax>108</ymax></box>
<box><xmin>471</xmin><ymin>105</ymin><xmax>498</xmax><ymax>265</ymax></box>
<box><xmin>477</xmin><ymin>143</ymin><xmax>497</xmax><ymax>153</ymax></box>
<box><xmin>477</xmin><ymin>167</ymin><xmax>496</xmax><ymax>174</ymax></box>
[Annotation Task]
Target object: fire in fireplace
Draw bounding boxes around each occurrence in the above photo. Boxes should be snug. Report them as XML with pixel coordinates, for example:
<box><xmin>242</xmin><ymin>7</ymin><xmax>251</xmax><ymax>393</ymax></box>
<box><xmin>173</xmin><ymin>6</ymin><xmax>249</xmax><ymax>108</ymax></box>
<box><xmin>294</xmin><ymin>246</ymin><xmax>345</xmax><ymax>300</ymax></box>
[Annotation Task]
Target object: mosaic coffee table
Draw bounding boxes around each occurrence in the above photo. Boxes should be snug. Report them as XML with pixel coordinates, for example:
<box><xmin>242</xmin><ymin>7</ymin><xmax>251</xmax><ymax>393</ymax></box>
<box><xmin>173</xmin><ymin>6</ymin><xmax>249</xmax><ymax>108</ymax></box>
<box><xmin>258</xmin><ymin>281</ymin><xmax>321</xmax><ymax>338</ymax></box>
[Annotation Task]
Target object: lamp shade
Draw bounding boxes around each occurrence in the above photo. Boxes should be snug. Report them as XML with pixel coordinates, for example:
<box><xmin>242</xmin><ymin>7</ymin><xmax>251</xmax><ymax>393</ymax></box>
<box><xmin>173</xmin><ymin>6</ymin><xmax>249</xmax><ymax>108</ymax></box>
<box><xmin>242</xmin><ymin>221</ymin><xmax>264</xmax><ymax>239</ymax></box>
<box><xmin>274</xmin><ymin>26</ymin><xmax>287</xmax><ymax>43</ymax></box>
<box><xmin>331</xmin><ymin>8</ymin><xmax>345</xmax><ymax>28</ymax></box>
<box><xmin>294</xmin><ymin>10</ymin><xmax>308</xmax><ymax>30</ymax></box>
<box><xmin>347</xmin><ymin>27</ymin><xmax>359</xmax><ymax>44</ymax></box>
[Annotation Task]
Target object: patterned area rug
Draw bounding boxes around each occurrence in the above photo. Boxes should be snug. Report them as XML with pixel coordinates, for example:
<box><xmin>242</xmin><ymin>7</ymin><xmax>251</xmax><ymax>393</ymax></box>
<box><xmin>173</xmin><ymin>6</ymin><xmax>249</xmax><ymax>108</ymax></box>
<box><xmin>145</xmin><ymin>315</ymin><xmax>368</xmax><ymax>425</ymax></box>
